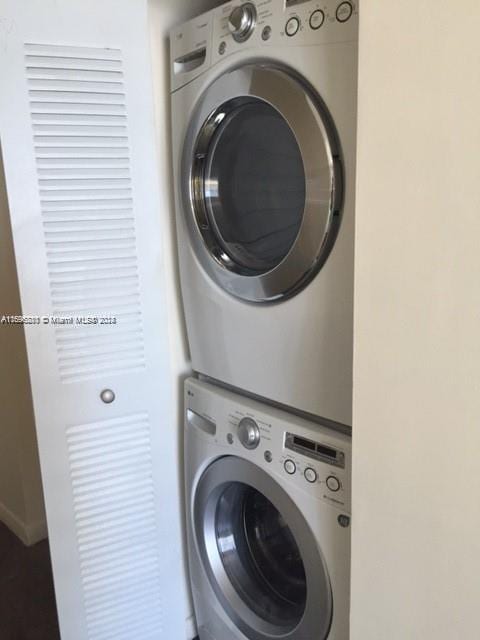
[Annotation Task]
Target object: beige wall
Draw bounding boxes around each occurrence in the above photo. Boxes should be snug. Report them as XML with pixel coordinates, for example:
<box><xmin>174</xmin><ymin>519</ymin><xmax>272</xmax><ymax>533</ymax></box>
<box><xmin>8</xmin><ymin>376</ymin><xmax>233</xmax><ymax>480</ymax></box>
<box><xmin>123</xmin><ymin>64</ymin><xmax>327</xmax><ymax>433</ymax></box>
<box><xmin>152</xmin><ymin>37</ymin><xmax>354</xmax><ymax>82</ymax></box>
<box><xmin>0</xmin><ymin>148</ymin><xmax>46</xmax><ymax>545</ymax></box>
<box><xmin>351</xmin><ymin>2</ymin><xmax>480</xmax><ymax>638</ymax></box>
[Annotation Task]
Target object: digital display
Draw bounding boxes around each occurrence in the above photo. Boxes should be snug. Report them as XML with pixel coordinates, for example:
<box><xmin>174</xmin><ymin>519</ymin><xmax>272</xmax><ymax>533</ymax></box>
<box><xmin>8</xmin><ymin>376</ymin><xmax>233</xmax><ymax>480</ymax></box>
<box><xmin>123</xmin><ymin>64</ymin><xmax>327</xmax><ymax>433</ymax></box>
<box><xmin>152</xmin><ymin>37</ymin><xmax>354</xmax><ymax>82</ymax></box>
<box><xmin>285</xmin><ymin>0</ymin><xmax>312</xmax><ymax>7</ymax></box>
<box><xmin>285</xmin><ymin>432</ymin><xmax>345</xmax><ymax>468</ymax></box>
<box><xmin>316</xmin><ymin>443</ymin><xmax>337</xmax><ymax>458</ymax></box>
<box><xmin>293</xmin><ymin>435</ymin><xmax>316</xmax><ymax>451</ymax></box>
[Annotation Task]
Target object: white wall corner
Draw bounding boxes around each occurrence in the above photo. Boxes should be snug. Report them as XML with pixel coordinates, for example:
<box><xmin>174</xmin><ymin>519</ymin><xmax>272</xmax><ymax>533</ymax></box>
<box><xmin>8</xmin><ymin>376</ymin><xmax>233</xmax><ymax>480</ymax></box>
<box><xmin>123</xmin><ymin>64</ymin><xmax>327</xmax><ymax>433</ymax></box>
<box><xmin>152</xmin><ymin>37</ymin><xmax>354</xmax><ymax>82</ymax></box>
<box><xmin>24</xmin><ymin>516</ymin><xmax>48</xmax><ymax>546</ymax></box>
<box><xmin>0</xmin><ymin>499</ymin><xmax>47</xmax><ymax>546</ymax></box>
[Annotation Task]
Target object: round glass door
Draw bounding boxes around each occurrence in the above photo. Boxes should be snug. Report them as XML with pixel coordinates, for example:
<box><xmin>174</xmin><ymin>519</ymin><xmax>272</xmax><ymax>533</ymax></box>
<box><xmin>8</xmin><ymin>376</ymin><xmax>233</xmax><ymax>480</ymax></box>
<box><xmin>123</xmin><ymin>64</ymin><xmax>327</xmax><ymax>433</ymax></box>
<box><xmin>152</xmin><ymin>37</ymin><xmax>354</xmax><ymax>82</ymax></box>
<box><xmin>185</xmin><ymin>64</ymin><xmax>343</xmax><ymax>303</ymax></box>
<box><xmin>203</xmin><ymin>100</ymin><xmax>305</xmax><ymax>274</ymax></box>
<box><xmin>216</xmin><ymin>483</ymin><xmax>306</xmax><ymax>628</ymax></box>
<box><xmin>193</xmin><ymin>456</ymin><xmax>332</xmax><ymax>640</ymax></box>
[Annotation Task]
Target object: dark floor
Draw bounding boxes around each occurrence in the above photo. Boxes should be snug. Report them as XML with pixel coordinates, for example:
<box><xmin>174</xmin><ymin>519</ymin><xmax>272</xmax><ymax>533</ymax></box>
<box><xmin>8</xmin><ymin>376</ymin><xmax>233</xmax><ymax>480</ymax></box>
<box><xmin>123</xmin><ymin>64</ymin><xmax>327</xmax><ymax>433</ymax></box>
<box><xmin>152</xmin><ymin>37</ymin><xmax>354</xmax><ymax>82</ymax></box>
<box><xmin>0</xmin><ymin>522</ymin><xmax>60</xmax><ymax>640</ymax></box>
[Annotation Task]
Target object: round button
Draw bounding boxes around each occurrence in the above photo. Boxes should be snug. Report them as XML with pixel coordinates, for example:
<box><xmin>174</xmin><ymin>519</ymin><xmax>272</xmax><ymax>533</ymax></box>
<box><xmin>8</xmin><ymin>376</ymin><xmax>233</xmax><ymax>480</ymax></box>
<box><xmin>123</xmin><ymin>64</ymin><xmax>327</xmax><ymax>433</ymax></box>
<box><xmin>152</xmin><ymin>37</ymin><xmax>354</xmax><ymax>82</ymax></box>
<box><xmin>218</xmin><ymin>41</ymin><xmax>226</xmax><ymax>55</ymax></box>
<box><xmin>338</xmin><ymin>514</ymin><xmax>350</xmax><ymax>528</ymax></box>
<box><xmin>228</xmin><ymin>3</ymin><xmax>256</xmax><ymax>42</ymax></box>
<box><xmin>285</xmin><ymin>16</ymin><xmax>300</xmax><ymax>37</ymax></box>
<box><xmin>326</xmin><ymin>475</ymin><xmax>341</xmax><ymax>492</ymax></box>
<box><xmin>336</xmin><ymin>1</ymin><xmax>353</xmax><ymax>23</ymax></box>
<box><xmin>261</xmin><ymin>25</ymin><xmax>272</xmax><ymax>41</ymax></box>
<box><xmin>264</xmin><ymin>450</ymin><xmax>272</xmax><ymax>463</ymax></box>
<box><xmin>284</xmin><ymin>459</ymin><xmax>296</xmax><ymax>475</ymax></box>
<box><xmin>100</xmin><ymin>388</ymin><xmax>115</xmax><ymax>404</ymax></box>
<box><xmin>226</xmin><ymin>433</ymin><xmax>234</xmax><ymax>444</ymax></box>
<box><xmin>304</xmin><ymin>467</ymin><xmax>318</xmax><ymax>483</ymax></box>
<box><xmin>237</xmin><ymin>417</ymin><xmax>260</xmax><ymax>449</ymax></box>
<box><xmin>309</xmin><ymin>9</ymin><xmax>325</xmax><ymax>30</ymax></box>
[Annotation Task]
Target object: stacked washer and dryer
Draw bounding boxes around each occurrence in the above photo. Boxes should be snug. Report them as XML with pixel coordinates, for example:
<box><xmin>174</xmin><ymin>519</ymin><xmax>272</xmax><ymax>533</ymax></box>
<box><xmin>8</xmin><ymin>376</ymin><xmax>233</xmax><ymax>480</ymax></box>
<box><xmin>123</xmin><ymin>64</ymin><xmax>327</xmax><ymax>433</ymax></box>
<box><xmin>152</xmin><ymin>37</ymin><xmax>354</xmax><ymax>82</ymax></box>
<box><xmin>170</xmin><ymin>1</ymin><xmax>358</xmax><ymax>638</ymax></box>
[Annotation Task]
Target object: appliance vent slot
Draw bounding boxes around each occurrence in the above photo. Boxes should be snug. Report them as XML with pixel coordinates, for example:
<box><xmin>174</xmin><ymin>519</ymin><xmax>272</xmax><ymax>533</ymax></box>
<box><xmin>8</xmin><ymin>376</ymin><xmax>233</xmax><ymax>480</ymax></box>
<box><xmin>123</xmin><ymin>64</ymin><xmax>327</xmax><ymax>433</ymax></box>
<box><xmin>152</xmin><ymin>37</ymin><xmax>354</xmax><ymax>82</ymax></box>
<box><xmin>24</xmin><ymin>43</ymin><xmax>145</xmax><ymax>383</ymax></box>
<box><xmin>66</xmin><ymin>413</ymin><xmax>164</xmax><ymax>640</ymax></box>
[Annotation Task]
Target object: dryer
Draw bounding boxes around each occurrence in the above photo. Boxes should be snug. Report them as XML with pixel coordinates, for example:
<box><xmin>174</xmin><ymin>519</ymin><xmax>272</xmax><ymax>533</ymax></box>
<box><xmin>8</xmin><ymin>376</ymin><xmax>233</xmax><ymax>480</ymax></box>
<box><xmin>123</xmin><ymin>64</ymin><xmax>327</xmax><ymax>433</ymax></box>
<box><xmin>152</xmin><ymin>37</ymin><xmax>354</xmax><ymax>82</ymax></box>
<box><xmin>170</xmin><ymin>0</ymin><xmax>358</xmax><ymax>426</ymax></box>
<box><xmin>184</xmin><ymin>377</ymin><xmax>351</xmax><ymax>640</ymax></box>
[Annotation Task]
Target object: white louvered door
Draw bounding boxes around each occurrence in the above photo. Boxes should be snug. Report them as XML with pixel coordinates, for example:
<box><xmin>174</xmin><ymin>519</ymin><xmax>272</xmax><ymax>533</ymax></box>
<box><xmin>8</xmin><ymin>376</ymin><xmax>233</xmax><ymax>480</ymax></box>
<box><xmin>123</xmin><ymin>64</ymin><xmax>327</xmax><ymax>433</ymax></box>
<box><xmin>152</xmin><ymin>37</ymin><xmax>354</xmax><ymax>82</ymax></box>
<box><xmin>0</xmin><ymin>2</ymin><xmax>191</xmax><ymax>639</ymax></box>
<box><xmin>26</xmin><ymin>42</ymin><xmax>146</xmax><ymax>382</ymax></box>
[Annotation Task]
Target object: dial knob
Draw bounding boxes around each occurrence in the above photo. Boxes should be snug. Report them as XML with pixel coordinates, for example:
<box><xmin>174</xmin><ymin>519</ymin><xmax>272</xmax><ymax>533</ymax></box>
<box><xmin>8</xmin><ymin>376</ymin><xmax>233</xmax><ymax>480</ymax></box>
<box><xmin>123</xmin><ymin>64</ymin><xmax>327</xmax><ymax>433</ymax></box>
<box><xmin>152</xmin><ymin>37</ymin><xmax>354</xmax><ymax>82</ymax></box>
<box><xmin>237</xmin><ymin>417</ymin><xmax>260</xmax><ymax>449</ymax></box>
<box><xmin>228</xmin><ymin>3</ymin><xmax>256</xmax><ymax>42</ymax></box>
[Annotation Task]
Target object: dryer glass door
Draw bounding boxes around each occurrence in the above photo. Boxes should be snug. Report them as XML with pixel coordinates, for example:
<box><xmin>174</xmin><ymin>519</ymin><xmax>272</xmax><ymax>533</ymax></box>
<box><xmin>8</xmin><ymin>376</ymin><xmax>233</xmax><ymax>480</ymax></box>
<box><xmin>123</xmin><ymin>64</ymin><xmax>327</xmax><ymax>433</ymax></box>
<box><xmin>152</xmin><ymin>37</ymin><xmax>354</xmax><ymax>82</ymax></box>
<box><xmin>194</xmin><ymin>457</ymin><xmax>332</xmax><ymax>640</ymax></box>
<box><xmin>185</xmin><ymin>64</ymin><xmax>343</xmax><ymax>302</ymax></box>
<box><xmin>202</xmin><ymin>100</ymin><xmax>305</xmax><ymax>273</ymax></box>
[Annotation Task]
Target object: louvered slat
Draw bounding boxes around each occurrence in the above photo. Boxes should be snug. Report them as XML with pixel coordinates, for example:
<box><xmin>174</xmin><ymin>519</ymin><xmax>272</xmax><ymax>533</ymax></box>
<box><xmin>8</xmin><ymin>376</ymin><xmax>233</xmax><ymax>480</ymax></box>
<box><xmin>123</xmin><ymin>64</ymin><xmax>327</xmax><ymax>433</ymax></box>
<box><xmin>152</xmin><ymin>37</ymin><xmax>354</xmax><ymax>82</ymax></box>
<box><xmin>66</xmin><ymin>412</ymin><xmax>164</xmax><ymax>640</ymax></box>
<box><xmin>25</xmin><ymin>43</ymin><xmax>145</xmax><ymax>383</ymax></box>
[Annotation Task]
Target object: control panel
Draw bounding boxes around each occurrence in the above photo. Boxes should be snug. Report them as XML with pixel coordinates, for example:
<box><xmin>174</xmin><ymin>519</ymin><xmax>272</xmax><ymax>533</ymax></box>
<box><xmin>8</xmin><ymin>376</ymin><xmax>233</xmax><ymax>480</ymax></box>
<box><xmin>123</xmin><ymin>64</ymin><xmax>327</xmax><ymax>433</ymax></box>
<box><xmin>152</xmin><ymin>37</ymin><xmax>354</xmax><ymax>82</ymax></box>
<box><xmin>171</xmin><ymin>0</ymin><xmax>358</xmax><ymax>90</ymax></box>
<box><xmin>278</xmin><ymin>432</ymin><xmax>348</xmax><ymax>510</ymax></box>
<box><xmin>211</xmin><ymin>0</ymin><xmax>358</xmax><ymax>65</ymax></box>
<box><xmin>185</xmin><ymin>378</ymin><xmax>351</xmax><ymax>513</ymax></box>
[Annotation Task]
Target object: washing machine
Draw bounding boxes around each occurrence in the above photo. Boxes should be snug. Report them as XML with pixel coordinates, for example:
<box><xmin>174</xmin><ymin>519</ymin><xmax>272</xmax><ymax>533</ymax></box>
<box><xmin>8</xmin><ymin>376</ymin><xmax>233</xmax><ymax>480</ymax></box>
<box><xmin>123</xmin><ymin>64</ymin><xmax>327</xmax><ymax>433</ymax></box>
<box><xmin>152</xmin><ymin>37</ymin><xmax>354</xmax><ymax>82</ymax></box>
<box><xmin>184</xmin><ymin>377</ymin><xmax>351</xmax><ymax>640</ymax></box>
<box><xmin>170</xmin><ymin>1</ymin><xmax>358</xmax><ymax>427</ymax></box>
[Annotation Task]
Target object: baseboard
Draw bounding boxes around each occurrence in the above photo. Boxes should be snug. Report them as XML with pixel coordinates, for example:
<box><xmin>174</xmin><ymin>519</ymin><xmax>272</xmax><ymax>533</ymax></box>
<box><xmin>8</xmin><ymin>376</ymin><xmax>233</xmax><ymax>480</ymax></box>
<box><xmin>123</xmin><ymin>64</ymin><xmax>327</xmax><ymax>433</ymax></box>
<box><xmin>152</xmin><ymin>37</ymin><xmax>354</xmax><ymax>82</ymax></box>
<box><xmin>0</xmin><ymin>501</ymin><xmax>47</xmax><ymax>546</ymax></box>
<box><xmin>25</xmin><ymin>516</ymin><xmax>48</xmax><ymax>545</ymax></box>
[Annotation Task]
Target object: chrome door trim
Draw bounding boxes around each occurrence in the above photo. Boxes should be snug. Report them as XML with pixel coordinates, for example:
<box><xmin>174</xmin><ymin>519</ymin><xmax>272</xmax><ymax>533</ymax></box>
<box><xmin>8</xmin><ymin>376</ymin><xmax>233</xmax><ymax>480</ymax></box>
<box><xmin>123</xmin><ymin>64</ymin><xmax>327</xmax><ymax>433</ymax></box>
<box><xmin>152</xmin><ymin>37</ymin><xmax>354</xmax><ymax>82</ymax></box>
<box><xmin>193</xmin><ymin>456</ymin><xmax>332</xmax><ymax>640</ymax></box>
<box><xmin>182</xmin><ymin>62</ymin><xmax>343</xmax><ymax>303</ymax></box>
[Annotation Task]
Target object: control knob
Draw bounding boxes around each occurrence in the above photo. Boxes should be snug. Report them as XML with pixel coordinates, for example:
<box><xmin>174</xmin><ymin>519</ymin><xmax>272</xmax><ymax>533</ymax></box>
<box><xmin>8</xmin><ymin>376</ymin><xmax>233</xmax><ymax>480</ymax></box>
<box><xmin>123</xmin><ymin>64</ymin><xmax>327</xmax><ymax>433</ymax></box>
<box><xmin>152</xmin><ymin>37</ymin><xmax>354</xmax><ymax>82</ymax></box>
<box><xmin>237</xmin><ymin>417</ymin><xmax>260</xmax><ymax>449</ymax></box>
<box><xmin>228</xmin><ymin>3</ymin><xmax>257</xmax><ymax>42</ymax></box>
